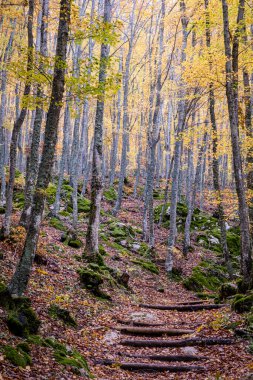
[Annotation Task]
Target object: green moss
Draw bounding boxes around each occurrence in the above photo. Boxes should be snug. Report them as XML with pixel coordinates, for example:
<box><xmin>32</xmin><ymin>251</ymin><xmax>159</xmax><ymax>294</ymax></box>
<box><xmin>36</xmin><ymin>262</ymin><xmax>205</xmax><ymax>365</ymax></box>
<box><xmin>104</xmin><ymin>187</ymin><xmax>117</xmax><ymax>202</ymax></box>
<box><xmin>48</xmin><ymin>304</ymin><xmax>77</xmax><ymax>327</ymax></box>
<box><xmin>17</xmin><ymin>342</ymin><xmax>30</xmax><ymax>353</ymax></box>
<box><xmin>183</xmin><ymin>261</ymin><xmax>227</xmax><ymax>293</ymax></box>
<box><xmin>68</xmin><ymin>239</ymin><xmax>83</xmax><ymax>249</ymax></box>
<box><xmin>49</xmin><ymin>217</ymin><xmax>66</xmax><ymax>231</ymax></box>
<box><xmin>78</xmin><ymin>267</ymin><xmax>103</xmax><ymax>294</ymax></box>
<box><xmin>232</xmin><ymin>293</ymin><xmax>253</xmax><ymax>313</ymax></box>
<box><xmin>4</xmin><ymin>345</ymin><xmax>31</xmax><ymax>367</ymax></box>
<box><xmin>59</xmin><ymin>210</ymin><xmax>70</xmax><ymax>217</ymax></box>
<box><xmin>131</xmin><ymin>258</ymin><xmax>159</xmax><ymax>274</ymax></box>
<box><xmin>108</xmin><ymin>222</ymin><xmax>136</xmax><ymax>241</ymax></box>
<box><xmin>46</xmin><ymin>183</ymin><xmax>57</xmax><ymax>204</ymax></box>
<box><xmin>27</xmin><ymin>334</ymin><xmax>44</xmax><ymax>345</ymax></box>
<box><xmin>54</xmin><ymin>346</ymin><xmax>91</xmax><ymax>376</ymax></box>
<box><xmin>6</xmin><ymin>304</ymin><xmax>40</xmax><ymax>337</ymax></box>
<box><xmin>219</xmin><ymin>283</ymin><xmax>238</xmax><ymax>300</ymax></box>
<box><xmin>77</xmin><ymin>197</ymin><xmax>91</xmax><ymax>213</ymax></box>
<box><xmin>98</xmin><ymin>244</ymin><xmax>107</xmax><ymax>256</ymax></box>
<box><xmin>153</xmin><ymin>189</ymin><xmax>164</xmax><ymax>200</ymax></box>
<box><xmin>13</xmin><ymin>191</ymin><xmax>25</xmax><ymax>210</ymax></box>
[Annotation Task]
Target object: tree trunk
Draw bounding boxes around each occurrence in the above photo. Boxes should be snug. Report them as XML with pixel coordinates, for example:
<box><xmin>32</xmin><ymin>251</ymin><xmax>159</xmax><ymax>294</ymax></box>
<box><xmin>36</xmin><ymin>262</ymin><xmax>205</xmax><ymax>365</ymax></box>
<box><xmin>8</xmin><ymin>0</ymin><xmax>71</xmax><ymax>296</ymax></box>
<box><xmin>221</xmin><ymin>0</ymin><xmax>252</xmax><ymax>288</ymax></box>
<box><xmin>0</xmin><ymin>22</ymin><xmax>16</xmax><ymax>205</ymax></box>
<box><xmin>52</xmin><ymin>102</ymin><xmax>70</xmax><ymax>217</ymax></box>
<box><xmin>1</xmin><ymin>1</ymin><xmax>34</xmax><ymax>237</ymax></box>
<box><xmin>183</xmin><ymin>131</ymin><xmax>208</xmax><ymax>256</ymax></box>
<box><xmin>85</xmin><ymin>0</ymin><xmax>112</xmax><ymax>260</ymax></box>
<box><xmin>165</xmin><ymin>0</ymin><xmax>188</xmax><ymax>272</ymax></box>
<box><xmin>205</xmin><ymin>0</ymin><xmax>232</xmax><ymax>277</ymax></box>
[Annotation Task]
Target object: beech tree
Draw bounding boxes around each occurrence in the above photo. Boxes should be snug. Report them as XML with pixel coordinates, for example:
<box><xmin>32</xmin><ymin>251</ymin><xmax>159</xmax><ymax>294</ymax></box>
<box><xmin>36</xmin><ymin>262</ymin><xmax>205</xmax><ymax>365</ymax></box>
<box><xmin>8</xmin><ymin>0</ymin><xmax>71</xmax><ymax>296</ymax></box>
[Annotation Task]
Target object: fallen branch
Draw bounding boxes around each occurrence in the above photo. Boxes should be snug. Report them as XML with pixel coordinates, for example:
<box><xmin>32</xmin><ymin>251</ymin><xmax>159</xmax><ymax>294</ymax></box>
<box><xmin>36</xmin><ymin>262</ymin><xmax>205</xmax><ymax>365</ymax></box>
<box><xmin>116</xmin><ymin>326</ymin><xmax>195</xmax><ymax>336</ymax></box>
<box><xmin>121</xmin><ymin>337</ymin><xmax>233</xmax><ymax>347</ymax></box>
<box><xmin>139</xmin><ymin>303</ymin><xmax>226</xmax><ymax>311</ymax></box>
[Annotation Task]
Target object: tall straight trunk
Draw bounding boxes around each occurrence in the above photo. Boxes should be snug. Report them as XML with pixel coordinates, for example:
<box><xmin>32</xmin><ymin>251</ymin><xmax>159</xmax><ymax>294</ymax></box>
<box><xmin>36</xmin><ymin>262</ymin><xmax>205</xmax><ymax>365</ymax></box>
<box><xmin>143</xmin><ymin>0</ymin><xmax>165</xmax><ymax>247</ymax></box>
<box><xmin>85</xmin><ymin>0</ymin><xmax>112</xmax><ymax>259</ymax></box>
<box><xmin>109</xmin><ymin>58</ymin><xmax>122</xmax><ymax>187</ymax></box>
<box><xmin>165</xmin><ymin>0</ymin><xmax>188</xmax><ymax>272</ymax></box>
<box><xmin>205</xmin><ymin>0</ymin><xmax>232</xmax><ymax>276</ymax></box>
<box><xmin>241</xmin><ymin>25</ymin><xmax>253</xmax><ymax>234</ymax></box>
<box><xmin>80</xmin><ymin>0</ymin><xmax>96</xmax><ymax>195</ymax></box>
<box><xmin>134</xmin><ymin>116</ymin><xmax>143</xmax><ymax>197</ymax></box>
<box><xmin>8</xmin><ymin>0</ymin><xmax>71</xmax><ymax>296</ymax></box>
<box><xmin>0</xmin><ymin>22</ymin><xmax>16</xmax><ymax>205</ymax></box>
<box><xmin>222</xmin><ymin>0</ymin><xmax>252</xmax><ymax>287</ymax></box>
<box><xmin>183</xmin><ymin>131</ymin><xmax>208</xmax><ymax>256</ymax></box>
<box><xmin>1</xmin><ymin>2</ymin><xmax>34</xmax><ymax>237</ymax></box>
<box><xmin>52</xmin><ymin>102</ymin><xmax>70</xmax><ymax>216</ymax></box>
<box><xmin>159</xmin><ymin>155</ymin><xmax>174</xmax><ymax>225</ymax></box>
<box><xmin>20</xmin><ymin>0</ymin><xmax>49</xmax><ymax>228</ymax></box>
<box><xmin>113</xmin><ymin>0</ymin><xmax>136</xmax><ymax>216</ymax></box>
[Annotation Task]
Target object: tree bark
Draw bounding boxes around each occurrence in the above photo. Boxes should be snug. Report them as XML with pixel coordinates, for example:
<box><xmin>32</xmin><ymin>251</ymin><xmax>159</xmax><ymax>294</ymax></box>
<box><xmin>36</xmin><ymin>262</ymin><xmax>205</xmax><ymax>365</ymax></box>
<box><xmin>8</xmin><ymin>0</ymin><xmax>71</xmax><ymax>296</ymax></box>
<box><xmin>221</xmin><ymin>0</ymin><xmax>252</xmax><ymax>288</ymax></box>
<box><xmin>20</xmin><ymin>0</ymin><xmax>49</xmax><ymax>228</ymax></box>
<box><xmin>85</xmin><ymin>0</ymin><xmax>112</xmax><ymax>259</ymax></box>
<box><xmin>1</xmin><ymin>1</ymin><xmax>34</xmax><ymax>237</ymax></box>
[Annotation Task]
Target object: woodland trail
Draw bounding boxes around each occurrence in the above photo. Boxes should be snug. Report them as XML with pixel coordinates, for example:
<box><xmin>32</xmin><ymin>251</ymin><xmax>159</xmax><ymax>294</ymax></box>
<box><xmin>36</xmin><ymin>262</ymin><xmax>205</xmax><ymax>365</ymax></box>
<box><xmin>0</xmin><ymin>198</ymin><xmax>251</xmax><ymax>380</ymax></box>
<box><xmin>92</xmin><ymin>199</ymin><xmax>251</xmax><ymax>380</ymax></box>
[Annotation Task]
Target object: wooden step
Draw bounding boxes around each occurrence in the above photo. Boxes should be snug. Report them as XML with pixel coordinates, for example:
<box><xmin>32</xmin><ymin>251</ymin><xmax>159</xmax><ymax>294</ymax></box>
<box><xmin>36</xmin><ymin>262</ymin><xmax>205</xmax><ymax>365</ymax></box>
<box><xmin>121</xmin><ymin>337</ymin><xmax>233</xmax><ymax>347</ymax></box>
<box><xmin>139</xmin><ymin>303</ymin><xmax>226</xmax><ymax>311</ymax></box>
<box><xmin>100</xmin><ymin>359</ymin><xmax>205</xmax><ymax>372</ymax></box>
<box><xmin>122</xmin><ymin>353</ymin><xmax>208</xmax><ymax>362</ymax></box>
<box><xmin>116</xmin><ymin>326</ymin><xmax>195</xmax><ymax>336</ymax></box>
<box><xmin>116</xmin><ymin>319</ymin><xmax>165</xmax><ymax>327</ymax></box>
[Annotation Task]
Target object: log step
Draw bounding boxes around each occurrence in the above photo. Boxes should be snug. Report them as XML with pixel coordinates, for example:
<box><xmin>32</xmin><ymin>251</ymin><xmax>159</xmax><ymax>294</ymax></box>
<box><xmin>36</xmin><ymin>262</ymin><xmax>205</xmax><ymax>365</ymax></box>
<box><xmin>123</xmin><ymin>354</ymin><xmax>208</xmax><ymax>362</ymax></box>
<box><xmin>116</xmin><ymin>326</ymin><xmax>195</xmax><ymax>336</ymax></box>
<box><xmin>139</xmin><ymin>303</ymin><xmax>226</xmax><ymax>311</ymax></box>
<box><xmin>121</xmin><ymin>337</ymin><xmax>233</xmax><ymax>347</ymax></box>
<box><xmin>100</xmin><ymin>360</ymin><xmax>205</xmax><ymax>372</ymax></box>
<box><xmin>116</xmin><ymin>319</ymin><xmax>165</xmax><ymax>327</ymax></box>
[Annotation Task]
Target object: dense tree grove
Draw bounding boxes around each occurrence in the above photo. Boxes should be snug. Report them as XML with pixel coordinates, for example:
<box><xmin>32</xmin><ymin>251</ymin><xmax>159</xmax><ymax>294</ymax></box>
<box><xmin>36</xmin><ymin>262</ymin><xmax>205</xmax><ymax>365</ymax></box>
<box><xmin>1</xmin><ymin>0</ymin><xmax>253</xmax><ymax>378</ymax></box>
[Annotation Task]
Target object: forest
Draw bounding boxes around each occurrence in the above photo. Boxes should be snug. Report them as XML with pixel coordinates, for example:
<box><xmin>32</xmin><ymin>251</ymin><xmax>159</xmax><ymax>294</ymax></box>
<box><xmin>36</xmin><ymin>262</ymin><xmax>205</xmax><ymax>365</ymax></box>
<box><xmin>0</xmin><ymin>0</ymin><xmax>253</xmax><ymax>378</ymax></box>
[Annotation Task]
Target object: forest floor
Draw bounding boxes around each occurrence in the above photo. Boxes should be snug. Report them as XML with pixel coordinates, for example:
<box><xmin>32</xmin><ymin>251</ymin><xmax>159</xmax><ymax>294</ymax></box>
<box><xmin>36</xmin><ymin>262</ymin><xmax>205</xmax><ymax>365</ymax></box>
<box><xmin>0</xmin><ymin>195</ymin><xmax>252</xmax><ymax>380</ymax></box>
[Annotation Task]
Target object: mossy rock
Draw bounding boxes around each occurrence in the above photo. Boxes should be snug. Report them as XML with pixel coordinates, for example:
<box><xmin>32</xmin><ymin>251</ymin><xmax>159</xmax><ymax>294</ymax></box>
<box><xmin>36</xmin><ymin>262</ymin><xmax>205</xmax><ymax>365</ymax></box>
<box><xmin>78</xmin><ymin>267</ymin><xmax>103</xmax><ymax>294</ymax></box>
<box><xmin>49</xmin><ymin>217</ymin><xmax>66</xmax><ymax>231</ymax></box>
<box><xmin>109</xmin><ymin>222</ymin><xmax>135</xmax><ymax>240</ymax></box>
<box><xmin>17</xmin><ymin>342</ymin><xmax>31</xmax><ymax>353</ymax></box>
<box><xmin>183</xmin><ymin>261</ymin><xmax>226</xmax><ymax>293</ymax></box>
<box><xmin>232</xmin><ymin>293</ymin><xmax>253</xmax><ymax>313</ymax></box>
<box><xmin>7</xmin><ymin>305</ymin><xmax>41</xmax><ymax>337</ymax></box>
<box><xmin>54</xmin><ymin>347</ymin><xmax>90</xmax><ymax>376</ymax></box>
<box><xmin>48</xmin><ymin>304</ymin><xmax>77</xmax><ymax>327</ymax></box>
<box><xmin>104</xmin><ymin>187</ymin><xmax>117</xmax><ymax>202</ymax></box>
<box><xmin>219</xmin><ymin>282</ymin><xmax>238</xmax><ymax>300</ymax></box>
<box><xmin>4</xmin><ymin>345</ymin><xmax>32</xmax><ymax>367</ymax></box>
<box><xmin>68</xmin><ymin>239</ymin><xmax>83</xmax><ymax>249</ymax></box>
<box><xmin>131</xmin><ymin>258</ymin><xmax>159</xmax><ymax>274</ymax></box>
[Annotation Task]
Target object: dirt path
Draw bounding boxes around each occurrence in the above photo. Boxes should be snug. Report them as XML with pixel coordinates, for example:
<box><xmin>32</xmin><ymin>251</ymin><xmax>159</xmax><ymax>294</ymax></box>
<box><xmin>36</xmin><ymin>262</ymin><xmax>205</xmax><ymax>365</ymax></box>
<box><xmin>0</xmin><ymin>198</ymin><xmax>251</xmax><ymax>379</ymax></box>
